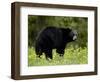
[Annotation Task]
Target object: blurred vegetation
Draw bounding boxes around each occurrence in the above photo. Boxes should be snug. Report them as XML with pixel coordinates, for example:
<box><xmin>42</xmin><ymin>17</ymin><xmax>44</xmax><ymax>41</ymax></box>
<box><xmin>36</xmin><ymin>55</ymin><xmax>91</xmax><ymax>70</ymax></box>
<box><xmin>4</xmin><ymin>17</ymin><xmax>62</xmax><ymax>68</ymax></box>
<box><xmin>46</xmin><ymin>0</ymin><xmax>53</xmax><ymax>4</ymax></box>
<box><xmin>28</xmin><ymin>15</ymin><xmax>88</xmax><ymax>66</ymax></box>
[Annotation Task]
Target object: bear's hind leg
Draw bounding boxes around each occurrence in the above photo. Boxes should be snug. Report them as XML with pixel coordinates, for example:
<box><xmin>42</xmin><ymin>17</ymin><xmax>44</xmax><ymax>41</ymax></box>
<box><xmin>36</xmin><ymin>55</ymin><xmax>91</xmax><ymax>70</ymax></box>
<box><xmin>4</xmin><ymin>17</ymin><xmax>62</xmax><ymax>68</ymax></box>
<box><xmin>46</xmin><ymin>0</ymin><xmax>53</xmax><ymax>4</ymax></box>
<box><xmin>36</xmin><ymin>51</ymin><xmax>42</xmax><ymax>59</ymax></box>
<box><xmin>56</xmin><ymin>48</ymin><xmax>64</xmax><ymax>57</ymax></box>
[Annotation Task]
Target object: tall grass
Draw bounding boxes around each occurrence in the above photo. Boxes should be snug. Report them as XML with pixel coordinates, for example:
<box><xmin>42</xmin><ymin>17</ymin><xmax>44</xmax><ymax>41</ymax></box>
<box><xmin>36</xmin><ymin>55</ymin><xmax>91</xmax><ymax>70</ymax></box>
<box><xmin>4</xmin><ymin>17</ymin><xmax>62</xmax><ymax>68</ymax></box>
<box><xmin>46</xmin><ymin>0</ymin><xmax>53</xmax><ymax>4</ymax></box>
<box><xmin>28</xmin><ymin>46</ymin><xmax>88</xmax><ymax>66</ymax></box>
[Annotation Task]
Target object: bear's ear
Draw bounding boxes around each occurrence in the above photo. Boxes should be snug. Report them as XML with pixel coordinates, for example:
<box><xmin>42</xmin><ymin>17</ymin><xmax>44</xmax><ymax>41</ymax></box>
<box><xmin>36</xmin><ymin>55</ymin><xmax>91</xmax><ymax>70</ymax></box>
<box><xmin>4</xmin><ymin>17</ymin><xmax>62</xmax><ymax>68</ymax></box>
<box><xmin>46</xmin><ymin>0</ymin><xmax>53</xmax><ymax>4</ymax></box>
<box><xmin>66</xmin><ymin>28</ymin><xmax>72</xmax><ymax>32</ymax></box>
<box><xmin>66</xmin><ymin>28</ymin><xmax>71</xmax><ymax>30</ymax></box>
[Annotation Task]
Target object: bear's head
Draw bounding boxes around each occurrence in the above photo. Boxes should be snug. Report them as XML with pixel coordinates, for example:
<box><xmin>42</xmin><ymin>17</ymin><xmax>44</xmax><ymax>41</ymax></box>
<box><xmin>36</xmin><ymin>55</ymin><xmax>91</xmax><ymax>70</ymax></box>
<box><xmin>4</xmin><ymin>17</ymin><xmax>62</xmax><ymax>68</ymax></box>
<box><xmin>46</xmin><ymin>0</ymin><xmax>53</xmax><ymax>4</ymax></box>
<box><xmin>69</xmin><ymin>29</ymin><xmax>77</xmax><ymax>41</ymax></box>
<box><xmin>63</xmin><ymin>28</ymin><xmax>77</xmax><ymax>42</ymax></box>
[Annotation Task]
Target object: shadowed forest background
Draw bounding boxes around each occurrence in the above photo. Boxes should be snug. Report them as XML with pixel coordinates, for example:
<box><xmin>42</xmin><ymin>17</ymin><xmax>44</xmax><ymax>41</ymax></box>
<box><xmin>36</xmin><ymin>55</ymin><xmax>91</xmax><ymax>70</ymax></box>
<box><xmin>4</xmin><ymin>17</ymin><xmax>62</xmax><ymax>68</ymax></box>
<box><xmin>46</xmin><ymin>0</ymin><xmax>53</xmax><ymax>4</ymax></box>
<box><xmin>28</xmin><ymin>15</ymin><xmax>88</xmax><ymax>66</ymax></box>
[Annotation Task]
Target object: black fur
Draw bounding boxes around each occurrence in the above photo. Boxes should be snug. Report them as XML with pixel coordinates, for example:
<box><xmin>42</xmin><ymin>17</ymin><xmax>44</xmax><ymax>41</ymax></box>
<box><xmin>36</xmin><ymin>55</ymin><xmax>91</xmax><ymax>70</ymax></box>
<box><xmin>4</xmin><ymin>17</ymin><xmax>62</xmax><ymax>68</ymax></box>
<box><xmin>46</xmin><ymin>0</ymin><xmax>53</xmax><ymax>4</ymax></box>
<box><xmin>35</xmin><ymin>26</ymin><xmax>77</xmax><ymax>60</ymax></box>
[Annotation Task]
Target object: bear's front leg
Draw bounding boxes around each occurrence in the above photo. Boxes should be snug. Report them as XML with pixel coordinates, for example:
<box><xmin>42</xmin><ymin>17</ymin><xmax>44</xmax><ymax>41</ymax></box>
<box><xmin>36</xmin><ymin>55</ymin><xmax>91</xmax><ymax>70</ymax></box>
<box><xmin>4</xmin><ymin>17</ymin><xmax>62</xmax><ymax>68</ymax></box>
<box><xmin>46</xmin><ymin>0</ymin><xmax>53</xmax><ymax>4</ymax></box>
<box><xmin>44</xmin><ymin>49</ymin><xmax>52</xmax><ymax>60</ymax></box>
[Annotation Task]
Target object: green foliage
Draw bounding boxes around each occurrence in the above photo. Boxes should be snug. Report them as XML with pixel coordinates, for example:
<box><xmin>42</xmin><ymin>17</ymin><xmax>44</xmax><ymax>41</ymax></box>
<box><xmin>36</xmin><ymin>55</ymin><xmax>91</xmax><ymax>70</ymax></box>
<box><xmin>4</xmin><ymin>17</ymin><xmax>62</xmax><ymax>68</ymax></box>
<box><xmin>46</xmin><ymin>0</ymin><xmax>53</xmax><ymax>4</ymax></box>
<box><xmin>28</xmin><ymin>15</ymin><xmax>88</xmax><ymax>47</ymax></box>
<box><xmin>28</xmin><ymin>47</ymin><xmax>88</xmax><ymax>66</ymax></box>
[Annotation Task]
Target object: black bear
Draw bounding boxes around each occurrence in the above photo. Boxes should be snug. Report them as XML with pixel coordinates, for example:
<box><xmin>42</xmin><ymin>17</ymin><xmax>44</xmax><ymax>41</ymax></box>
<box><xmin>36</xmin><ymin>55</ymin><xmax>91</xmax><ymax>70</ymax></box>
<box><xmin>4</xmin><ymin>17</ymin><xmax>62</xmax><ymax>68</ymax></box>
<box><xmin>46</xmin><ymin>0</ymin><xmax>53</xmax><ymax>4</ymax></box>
<box><xmin>35</xmin><ymin>26</ymin><xmax>77</xmax><ymax>60</ymax></box>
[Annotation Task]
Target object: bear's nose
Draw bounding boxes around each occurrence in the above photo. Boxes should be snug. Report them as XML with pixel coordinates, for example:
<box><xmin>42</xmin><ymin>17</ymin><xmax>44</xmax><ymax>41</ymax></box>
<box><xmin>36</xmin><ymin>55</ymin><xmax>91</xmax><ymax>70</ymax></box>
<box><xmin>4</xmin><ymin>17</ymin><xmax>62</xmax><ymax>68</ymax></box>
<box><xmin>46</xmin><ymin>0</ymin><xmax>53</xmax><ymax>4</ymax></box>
<box><xmin>73</xmin><ymin>35</ymin><xmax>77</xmax><ymax>40</ymax></box>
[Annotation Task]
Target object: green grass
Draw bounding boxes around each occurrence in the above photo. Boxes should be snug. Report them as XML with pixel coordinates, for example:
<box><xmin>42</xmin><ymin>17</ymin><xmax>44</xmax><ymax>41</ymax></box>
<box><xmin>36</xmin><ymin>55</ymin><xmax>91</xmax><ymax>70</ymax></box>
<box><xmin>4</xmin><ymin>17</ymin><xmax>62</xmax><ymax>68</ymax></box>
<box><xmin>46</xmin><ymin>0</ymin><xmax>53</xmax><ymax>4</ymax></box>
<box><xmin>28</xmin><ymin>46</ymin><xmax>88</xmax><ymax>66</ymax></box>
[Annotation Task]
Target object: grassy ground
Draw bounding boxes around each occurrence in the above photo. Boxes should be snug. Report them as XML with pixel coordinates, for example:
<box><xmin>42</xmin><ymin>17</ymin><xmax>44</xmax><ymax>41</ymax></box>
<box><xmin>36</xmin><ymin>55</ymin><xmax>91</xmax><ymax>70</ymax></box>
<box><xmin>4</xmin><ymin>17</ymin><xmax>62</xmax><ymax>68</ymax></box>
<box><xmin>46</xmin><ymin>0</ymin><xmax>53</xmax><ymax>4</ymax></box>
<box><xmin>28</xmin><ymin>47</ymin><xmax>88</xmax><ymax>66</ymax></box>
